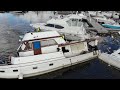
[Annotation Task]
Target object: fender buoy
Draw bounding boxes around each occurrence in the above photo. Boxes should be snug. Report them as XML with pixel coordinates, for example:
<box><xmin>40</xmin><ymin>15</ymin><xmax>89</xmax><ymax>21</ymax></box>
<box><xmin>18</xmin><ymin>73</ymin><xmax>23</xmax><ymax>79</ymax></box>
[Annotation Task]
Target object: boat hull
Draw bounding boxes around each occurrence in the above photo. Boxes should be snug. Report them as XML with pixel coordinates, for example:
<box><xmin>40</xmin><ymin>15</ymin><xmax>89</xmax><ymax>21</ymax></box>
<box><xmin>98</xmin><ymin>53</ymin><xmax>120</xmax><ymax>69</ymax></box>
<box><xmin>102</xmin><ymin>24</ymin><xmax>120</xmax><ymax>29</ymax></box>
<box><xmin>0</xmin><ymin>51</ymin><xmax>98</xmax><ymax>79</ymax></box>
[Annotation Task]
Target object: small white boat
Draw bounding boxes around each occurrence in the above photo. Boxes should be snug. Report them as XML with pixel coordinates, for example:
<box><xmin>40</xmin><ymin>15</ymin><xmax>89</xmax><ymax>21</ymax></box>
<box><xmin>93</xmin><ymin>16</ymin><xmax>116</xmax><ymax>25</ymax></box>
<box><xmin>102</xmin><ymin>11</ymin><xmax>113</xmax><ymax>18</ymax></box>
<box><xmin>0</xmin><ymin>31</ymin><xmax>99</xmax><ymax>79</ymax></box>
<box><xmin>88</xmin><ymin>11</ymin><xmax>113</xmax><ymax>18</ymax></box>
<box><xmin>99</xmin><ymin>48</ymin><xmax>120</xmax><ymax>69</ymax></box>
<box><xmin>30</xmin><ymin>14</ymin><xmax>90</xmax><ymax>41</ymax></box>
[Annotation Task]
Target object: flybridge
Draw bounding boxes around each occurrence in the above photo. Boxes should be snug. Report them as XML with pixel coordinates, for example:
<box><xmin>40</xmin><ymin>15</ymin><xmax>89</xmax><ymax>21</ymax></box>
<box><xmin>22</xmin><ymin>31</ymin><xmax>61</xmax><ymax>41</ymax></box>
<box><xmin>0</xmin><ymin>25</ymin><xmax>99</xmax><ymax>79</ymax></box>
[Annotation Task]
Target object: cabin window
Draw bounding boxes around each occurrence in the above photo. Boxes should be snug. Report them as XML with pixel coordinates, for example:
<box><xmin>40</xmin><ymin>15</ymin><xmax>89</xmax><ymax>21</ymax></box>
<box><xmin>33</xmin><ymin>67</ymin><xmax>38</xmax><ymax>69</ymax></box>
<box><xmin>71</xmin><ymin>19</ymin><xmax>78</xmax><ymax>26</ymax></box>
<box><xmin>0</xmin><ymin>71</ymin><xmax>5</xmax><ymax>73</ymax></box>
<box><xmin>29</xmin><ymin>42</ymin><xmax>33</xmax><ymax>49</ymax></box>
<box><xmin>67</xmin><ymin>19</ymin><xmax>83</xmax><ymax>27</ymax></box>
<box><xmin>41</xmin><ymin>39</ymin><xmax>57</xmax><ymax>47</ymax></box>
<box><xmin>55</xmin><ymin>25</ymin><xmax>64</xmax><ymax>29</ymax></box>
<box><xmin>13</xmin><ymin>70</ymin><xmax>18</xmax><ymax>72</ymax></box>
<box><xmin>19</xmin><ymin>41</ymin><xmax>32</xmax><ymax>51</ymax></box>
<box><xmin>45</xmin><ymin>24</ymin><xmax>54</xmax><ymax>27</ymax></box>
<box><xmin>118</xmin><ymin>52</ymin><xmax>120</xmax><ymax>55</ymax></box>
<box><xmin>66</xmin><ymin>19</ymin><xmax>72</xmax><ymax>26</ymax></box>
<box><xmin>78</xmin><ymin>19</ymin><xmax>83</xmax><ymax>27</ymax></box>
<box><xmin>24</xmin><ymin>42</ymin><xmax>32</xmax><ymax>50</ymax></box>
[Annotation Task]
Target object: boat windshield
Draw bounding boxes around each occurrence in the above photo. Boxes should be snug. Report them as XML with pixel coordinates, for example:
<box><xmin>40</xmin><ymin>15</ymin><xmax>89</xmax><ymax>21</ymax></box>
<box><xmin>45</xmin><ymin>24</ymin><xmax>64</xmax><ymax>29</ymax></box>
<box><xmin>18</xmin><ymin>41</ymin><xmax>32</xmax><ymax>52</ymax></box>
<box><xmin>66</xmin><ymin>19</ymin><xmax>83</xmax><ymax>27</ymax></box>
<box><xmin>45</xmin><ymin>24</ymin><xmax>54</xmax><ymax>27</ymax></box>
<box><xmin>41</xmin><ymin>39</ymin><xmax>58</xmax><ymax>47</ymax></box>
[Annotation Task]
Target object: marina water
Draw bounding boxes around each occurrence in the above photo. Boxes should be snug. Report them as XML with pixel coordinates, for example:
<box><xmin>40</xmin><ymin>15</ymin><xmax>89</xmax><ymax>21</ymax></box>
<box><xmin>0</xmin><ymin>11</ymin><xmax>120</xmax><ymax>79</ymax></box>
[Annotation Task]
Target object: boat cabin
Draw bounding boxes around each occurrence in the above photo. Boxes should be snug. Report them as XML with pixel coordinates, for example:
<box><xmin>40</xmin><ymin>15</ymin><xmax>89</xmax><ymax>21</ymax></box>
<box><xmin>46</xmin><ymin>14</ymin><xmax>85</xmax><ymax>28</ymax></box>
<box><xmin>17</xmin><ymin>31</ymin><xmax>89</xmax><ymax>58</ymax></box>
<box><xmin>43</xmin><ymin>14</ymin><xmax>88</xmax><ymax>35</ymax></box>
<box><xmin>17</xmin><ymin>31</ymin><xmax>66</xmax><ymax>57</ymax></box>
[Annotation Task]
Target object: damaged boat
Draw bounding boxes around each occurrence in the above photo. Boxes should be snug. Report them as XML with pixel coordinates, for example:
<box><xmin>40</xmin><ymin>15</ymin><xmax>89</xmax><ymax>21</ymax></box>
<box><xmin>0</xmin><ymin>31</ymin><xmax>99</xmax><ymax>79</ymax></box>
<box><xmin>99</xmin><ymin>48</ymin><xmax>120</xmax><ymax>69</ymax></box>
<box><xmin>30</xmin><ymin>14</ymin><xmax>91</xmax><ymax>41</ymax></box>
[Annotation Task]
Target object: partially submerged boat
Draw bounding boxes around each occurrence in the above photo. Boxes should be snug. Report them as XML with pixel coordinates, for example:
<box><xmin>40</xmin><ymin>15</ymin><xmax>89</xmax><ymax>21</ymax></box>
<box><xmin>30</xmin><ymin>14</ymin><xmax>91</xmax><ymax>41</ymax></box>
<box><xmin>0</xmin><ymin>31</ymin><xmax>99</xmax><ymax>79</ymax></box>
<box><xmin>98</xmin><ymin>48</ymin><xmax>120</xmax><ymax>69</ymax></box>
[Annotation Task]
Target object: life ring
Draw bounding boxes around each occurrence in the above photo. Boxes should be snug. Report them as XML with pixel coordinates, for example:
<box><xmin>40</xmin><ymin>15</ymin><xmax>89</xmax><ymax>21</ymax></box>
<box><xmin>18</xmin><ymin>73</ymin><xmax>23</xmax><ymax>79</ymax></box>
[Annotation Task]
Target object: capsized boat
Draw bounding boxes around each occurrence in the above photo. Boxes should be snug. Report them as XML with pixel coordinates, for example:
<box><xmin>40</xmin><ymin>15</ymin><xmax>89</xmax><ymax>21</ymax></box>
<box><xmin>30</xmin><ymin>14</ymin><xmax>91</xmax><ymax>41</ymax></box>
<box><xmin>99</xmin><ymin>48</ymin><xmax>120</xmax><ymax>69</ymax></box>
<box><xmin>0</xmin><ymin>31</ymin><xmax>99</xmax><ymax>79</ymax></box>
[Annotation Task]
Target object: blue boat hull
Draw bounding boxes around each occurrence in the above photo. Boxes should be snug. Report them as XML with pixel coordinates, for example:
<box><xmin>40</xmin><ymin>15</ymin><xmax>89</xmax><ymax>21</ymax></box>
<box><xmin>102</xmin><ymin>24</ymin><xmax>120</xmax><ymax>29</ymax></box>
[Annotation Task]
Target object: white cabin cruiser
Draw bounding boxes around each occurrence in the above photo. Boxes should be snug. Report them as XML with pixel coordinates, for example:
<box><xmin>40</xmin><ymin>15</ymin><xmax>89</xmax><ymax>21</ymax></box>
<box><xmin>88</xmin><ymin>11</ymin><xmax>113</xmax><ymax>18</ymax></box>
<box><xmin>88</xmin><ymin>11</ymin><xmax>104</xmax><ymax>17</ymax></box>
<box><xmin>102</xmin><ymin>11</ymin><xmax>113</xmax><ymax>18</ymax></box>
<box><xmin>99</xmin><ymin>48</ymin><xmax>120</xmax><ymax>69</ymax></box>
<box><xmin>93</xmin><ymin>16</ymin><xmax>116</xmax><ymax>25</ymax></box>
<box><xmin>0</xmin><ymin>31</ymin><xmax>99</xmax><ymax>79</ymax></box>
<box><xmin>30</xmin><ymin>14</ymin><xmax>90</xmax><ymax>41</ymax></box>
